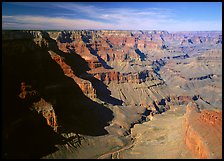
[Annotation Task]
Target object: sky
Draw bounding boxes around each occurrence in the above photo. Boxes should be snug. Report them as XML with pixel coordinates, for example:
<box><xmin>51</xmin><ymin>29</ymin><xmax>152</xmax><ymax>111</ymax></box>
<box><xmin>2</xmin><ymin>2</ymin><xmax>222</xmax><ymax>31</ymax></box>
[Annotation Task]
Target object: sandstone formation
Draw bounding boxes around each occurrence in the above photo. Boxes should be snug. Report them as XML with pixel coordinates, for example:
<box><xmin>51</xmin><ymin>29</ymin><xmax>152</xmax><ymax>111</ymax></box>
<box><xmin>48</xmin><ymin>50</ymin><xmax>96</xmax><ymax>99</ymax></box>
<box><xmin>184</xmin><ymin>102</ymin><xmax>222</xmax><ymax>159</ymax></box>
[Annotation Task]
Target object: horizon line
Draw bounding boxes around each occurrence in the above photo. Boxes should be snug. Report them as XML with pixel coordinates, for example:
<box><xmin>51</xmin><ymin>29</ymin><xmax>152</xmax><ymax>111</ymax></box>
<box><xmin>2</xmin><ymin>29</ymin><xmax>222</xmax><ymax>32</ymax></box>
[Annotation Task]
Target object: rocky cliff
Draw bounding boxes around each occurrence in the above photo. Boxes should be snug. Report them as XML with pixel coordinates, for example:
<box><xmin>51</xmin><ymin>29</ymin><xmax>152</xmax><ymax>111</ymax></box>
<box><xmin>184</xmin><ymin>102</ymin><xmax>222</xmax><ymax>159</ymax></box>
<box><xmin>48</xmin><ymin>50</ymin><xmax>96</xmax><ymax>99</ymax></box>
<box><xmin>46</xmin><ymin>30</ymin><xmax>221</xmax><ymax>87</ymax></box>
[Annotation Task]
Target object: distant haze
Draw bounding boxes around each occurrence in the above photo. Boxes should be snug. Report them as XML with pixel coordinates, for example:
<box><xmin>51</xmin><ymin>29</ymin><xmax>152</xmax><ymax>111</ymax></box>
<box><xmin>2</xmin><ymin>2</ymin><xmax>222</xmax><ymax>31</ymax></box>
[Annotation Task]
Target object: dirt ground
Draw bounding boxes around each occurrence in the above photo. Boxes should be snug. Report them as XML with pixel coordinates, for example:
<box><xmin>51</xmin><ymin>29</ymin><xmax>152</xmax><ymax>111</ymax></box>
<box><xmin>44</xmin><ymin>105</ymin><xmax>197</xmax><ymax>159</ymax></box>
<box><xmin>118</xmin><ymin>105</ymin><xmax>195</xmax><ymax>159</ymax></box>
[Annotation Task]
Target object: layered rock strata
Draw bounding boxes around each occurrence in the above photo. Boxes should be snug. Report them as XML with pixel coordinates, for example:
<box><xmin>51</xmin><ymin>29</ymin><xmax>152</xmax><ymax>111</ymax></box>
<box><xmin>184</xmin><ymin>102</ymin><xmax>222</xmax><ymax>159</ymax></box>
<box><xmin>48</xmin><ymin>50</ymin><xmax>96</xmax><ymax>99</ymax></box>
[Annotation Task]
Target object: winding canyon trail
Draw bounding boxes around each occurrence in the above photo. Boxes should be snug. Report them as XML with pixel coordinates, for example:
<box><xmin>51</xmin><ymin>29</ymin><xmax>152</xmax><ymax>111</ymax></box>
<box><xmin>97</xmin><ymin>139</ymin><xmax>135</xmax><ymax>159</ymax></box>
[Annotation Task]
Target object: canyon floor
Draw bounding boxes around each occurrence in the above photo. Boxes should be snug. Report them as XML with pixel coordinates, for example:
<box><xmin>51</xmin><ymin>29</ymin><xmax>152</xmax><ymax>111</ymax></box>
<box><xmin>43</xmin><ymin>105</ymin><xmax>194</xmax><ymax>159</ymax></box>
<box><xmin>119</xmin><ymin>105</ymin><xmax>194</xmax><ymax>159</ymax></box>
<box><xmin>2</xmin><ymin>30</ymin><xmax>222</xmax><ymax>159</ymax></box>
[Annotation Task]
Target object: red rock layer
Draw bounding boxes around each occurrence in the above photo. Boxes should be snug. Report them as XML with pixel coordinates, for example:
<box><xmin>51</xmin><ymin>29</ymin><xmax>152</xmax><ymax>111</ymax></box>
<box><xmin>184</xmin><ymin>102</ymin><xmax>222</xmax><ymax>159</ymax></box>
<box><xmin>49</xmin><ymin>51</ymin><xmax>96</xmax><ymax>99</ymax></box>
<box><xmin>54</xmin><ymin>30</ymin><xmax>221</xmax><ymax>88</ymax></box>
<box><xmin>57</xmin><ymin>39</ymin><xmax>101</xmax><ymax>70</ymax></box>
<box><xmin>199</xmin><ymin>110</ymin><xmax>222</xmax><ymax>126</ymax></box>
<box><xmin>88</xmin><ymin>68</ymin><xmax>155</xmax><ymax>85</ymax></box>
<box><xmin>88</xmin><ymin>69</ymin><xmax>140</xmax><ymax>84</ymax></box>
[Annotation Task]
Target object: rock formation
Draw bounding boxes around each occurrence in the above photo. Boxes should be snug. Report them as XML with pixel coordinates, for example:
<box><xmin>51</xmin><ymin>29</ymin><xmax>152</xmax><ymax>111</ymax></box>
<box><xmin>18</xmin><ymin>81</ymin><xmax>58</xmax><ymax>132</ymax></box>
<box><xmin>184</xmin><ymin>102</ymin><xmax>222</xmax><ymax>159</ymax></box>
<box><xmin>2</xmin><ymin>30</ymin><xmax>222</xmax><ymax>159</ymax></box>
<box><xmin>48</xmin><ymin>50</ymin><xmax>96</xmax><ymax>99</ymax></box>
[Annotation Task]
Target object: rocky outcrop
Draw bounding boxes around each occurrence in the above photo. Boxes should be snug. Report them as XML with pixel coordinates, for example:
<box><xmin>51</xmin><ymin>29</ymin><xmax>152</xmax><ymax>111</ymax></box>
<box><xmin>169</xmin><ymin>96</ymin><xmax>193</xmax><ymax>105</ymax></box>
<box><xmin>48</xmin><ymin>50</ymin><xmax>96</xmax><ymax>99</ymax></box>
<box><xmin>33</xmin><ymin>98</ymin><xmax>58</xmax><ymax>132</ymax></box>
<box><xmin>18</xmin><ymin>82</ymin><xmax>58</xmax><ymax>132</ymax></box>
<box><xmin>2</xmin><ymin>30</ymin><xmax>51</xmax><ymax>48</ymax></box>
<box><xmin>88</xmin><ymin>69</ymin><xmax>156</xmax><ymax>85</ymax></box>
<box><xmin>184</xmin><ymin>102</ymin><xmax>222</xmax><ymax>159</ymax></box>
<box><xmin>147</xmin><ymin>95</ymin><xmax>193</xmax><ymax>114</ymax></box>
<box><xmin>19</xmin><ymin>82</ymin><xmax>39</xmax><ymax>100</ymax></box>
<box><xmin>199</xmin><ymin>110</ymin><xmax>222</xmax><ymax>126</ymax></box>
<box><xmin>2</xmin><ymin>30</ymin><xmax>39</xmax><ymax>40</ymax></box>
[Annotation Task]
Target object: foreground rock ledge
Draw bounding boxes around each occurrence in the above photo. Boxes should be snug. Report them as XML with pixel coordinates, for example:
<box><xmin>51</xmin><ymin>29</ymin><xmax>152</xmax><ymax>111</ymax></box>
<box><xmin>184</xmin><ymin>102</ymin><xmax>222</xmax><ymax>159</ymax></box>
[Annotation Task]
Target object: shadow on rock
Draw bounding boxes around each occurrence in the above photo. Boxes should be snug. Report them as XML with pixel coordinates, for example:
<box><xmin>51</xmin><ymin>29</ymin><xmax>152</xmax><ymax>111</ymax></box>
<box><xmin>47</xmin><ymin>32</ymin><xmax>123</xmax><ymax>106</ymax></box>
<box><xmin>2</xmin><ymin>111</ymin><xmax>66</xmax><ymax>159</ymax></box>
<box><xmin>2</xmin><ymin>30</ymin><xmax>114</xmax><ymax>158</ymax></box>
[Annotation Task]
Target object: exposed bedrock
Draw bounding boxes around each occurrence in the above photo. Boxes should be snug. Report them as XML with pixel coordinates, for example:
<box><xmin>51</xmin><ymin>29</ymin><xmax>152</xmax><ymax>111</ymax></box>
<box><xmin>48</xmin><ymin>50</ymin><xmax>96</xmax><ymax>99</ymax></box>
<box><xmin>88</xmin><ymin>69</ymin><xmax>155</xmax><ymax>84</ymax></box>
<box><xmin>184</xmin><ymin>102</ymin><xmax>222</xmax><ymax>159</ymax></box>
<box><xmin>46</xmin><ymin>30</ymin><xmax>222</xmax><ymax>95</ymax></box>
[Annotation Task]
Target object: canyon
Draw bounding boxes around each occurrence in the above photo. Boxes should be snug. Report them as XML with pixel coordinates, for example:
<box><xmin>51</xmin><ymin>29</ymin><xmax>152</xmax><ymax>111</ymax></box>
<box><xmin>2</xmin><ymin>30</ymin><xmax>222</xmax><ymax>159</ymax></box>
